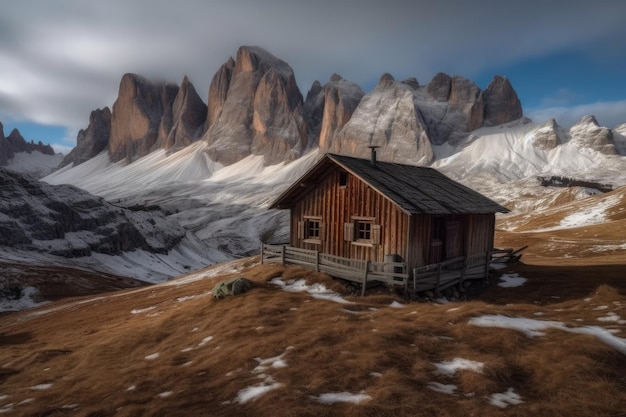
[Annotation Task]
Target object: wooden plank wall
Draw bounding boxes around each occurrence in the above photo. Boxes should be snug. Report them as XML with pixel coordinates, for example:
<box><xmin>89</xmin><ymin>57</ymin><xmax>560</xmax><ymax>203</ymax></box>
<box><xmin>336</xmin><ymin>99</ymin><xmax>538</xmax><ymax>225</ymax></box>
<box><xmin>408</xmin><ymin>213</ymin><xmax>496</xmax><ymax>270</ymax></box>
<box><xmin>290</xmin><ymin>167</ymin><xmax>409</xmax><ymax>263</ymax></box>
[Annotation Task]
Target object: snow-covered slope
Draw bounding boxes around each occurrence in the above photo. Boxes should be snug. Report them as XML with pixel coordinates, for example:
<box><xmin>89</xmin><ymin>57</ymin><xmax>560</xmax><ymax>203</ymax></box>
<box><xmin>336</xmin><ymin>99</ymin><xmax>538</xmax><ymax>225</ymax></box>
<box><xmin>3</xmin><ymin>150</ymin><xmax>63</xmax><ymax>178</ymax></box>
<box><xmin>39</xmin><ymin>117</ymin><xmax>626</xmax><ymax>281</ymax></box>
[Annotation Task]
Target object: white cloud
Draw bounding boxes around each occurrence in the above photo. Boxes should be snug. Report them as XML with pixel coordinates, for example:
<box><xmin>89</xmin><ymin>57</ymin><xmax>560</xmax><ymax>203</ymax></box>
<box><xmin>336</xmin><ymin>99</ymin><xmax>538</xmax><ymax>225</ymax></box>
<box><xmin>527</xmin><ymin>100</ymin><xmax>626</xmax><ymax>128</ymax></box>
<box><xmin>1</xmin><ymin>0</ymin><xmax>625</xmax><ymax>139</ymax></box>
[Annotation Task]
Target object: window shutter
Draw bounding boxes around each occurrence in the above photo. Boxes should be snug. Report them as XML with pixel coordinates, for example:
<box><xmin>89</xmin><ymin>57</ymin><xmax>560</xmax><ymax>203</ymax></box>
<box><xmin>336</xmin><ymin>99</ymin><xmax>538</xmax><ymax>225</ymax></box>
<box><xmin>320</xmin><ymin>222</ymin><xmax>326</xmax><ymax>241</ymax></box>
<box><xmin>371</xmin><ymin>224</ymin><xmax>381</xmax><ymax>245</ymax></box>
<box><xmin>297</xmin><ymin>221</ymin><xmax>305</xmax><ymax>240</ymax></box>
<box><xmin>343</xmin><ymin>222</ymin><xmax>354</xmax><ymax>241</ymax></box>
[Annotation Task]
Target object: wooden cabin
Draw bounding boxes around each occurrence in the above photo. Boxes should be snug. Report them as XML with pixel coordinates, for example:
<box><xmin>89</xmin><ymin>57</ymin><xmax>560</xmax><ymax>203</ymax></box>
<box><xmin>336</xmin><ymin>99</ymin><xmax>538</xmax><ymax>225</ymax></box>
<box><xmin>269</xmin><ymin>150</ymin><xmax>509</xmax><ymax>278</ymax></box>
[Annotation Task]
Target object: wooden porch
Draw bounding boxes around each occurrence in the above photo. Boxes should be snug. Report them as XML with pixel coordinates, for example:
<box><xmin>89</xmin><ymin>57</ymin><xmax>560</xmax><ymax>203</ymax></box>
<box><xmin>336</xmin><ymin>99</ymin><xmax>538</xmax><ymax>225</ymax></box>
<box><xmin>261</xmin><ymin>244</ymin><xmax>492</xmax><ymax>297</ymax></box>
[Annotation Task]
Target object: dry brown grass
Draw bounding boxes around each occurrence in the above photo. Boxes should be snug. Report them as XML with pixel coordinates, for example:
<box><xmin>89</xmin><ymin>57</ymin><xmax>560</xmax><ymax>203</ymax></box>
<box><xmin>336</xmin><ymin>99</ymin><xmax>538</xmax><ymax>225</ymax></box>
<box><xmin>1</xmin><ymin>255</ymin><xmax>625</xmax><ymax>417</ymax></box>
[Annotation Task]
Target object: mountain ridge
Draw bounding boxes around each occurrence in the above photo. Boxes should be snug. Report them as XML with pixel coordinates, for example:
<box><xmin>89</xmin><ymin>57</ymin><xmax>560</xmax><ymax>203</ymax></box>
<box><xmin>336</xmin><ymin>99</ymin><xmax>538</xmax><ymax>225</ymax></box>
<box><xmin>59</xmin><ymin>45</ymin><xmax>529</xmax><ymax>169</ymax></box>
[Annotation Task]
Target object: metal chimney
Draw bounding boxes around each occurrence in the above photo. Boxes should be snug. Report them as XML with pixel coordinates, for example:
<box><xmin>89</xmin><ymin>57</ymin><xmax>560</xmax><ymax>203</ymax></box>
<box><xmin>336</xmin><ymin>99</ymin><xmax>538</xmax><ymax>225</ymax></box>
<box><xmin>367</xmin><ymin>145</ymin><xmax>380</xmax><ymax>167</ymax></box>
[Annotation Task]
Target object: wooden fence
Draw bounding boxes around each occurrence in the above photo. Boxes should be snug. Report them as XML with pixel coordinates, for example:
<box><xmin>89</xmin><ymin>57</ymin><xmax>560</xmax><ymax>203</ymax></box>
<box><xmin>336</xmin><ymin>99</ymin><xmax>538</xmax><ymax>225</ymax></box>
<box><xmin>261</xmin><ymin>244</ymin><xmax>408</xmax><ymax>295</ymax></box>
<box><xmin>411</xmin><ymin>252</ymin><xmax>490</xmax><ymax>296</ymax></box>
<box><xmin>261</xmin><ymin>244</ymin><xmax>491</xmax><ymax>297</ymax></box>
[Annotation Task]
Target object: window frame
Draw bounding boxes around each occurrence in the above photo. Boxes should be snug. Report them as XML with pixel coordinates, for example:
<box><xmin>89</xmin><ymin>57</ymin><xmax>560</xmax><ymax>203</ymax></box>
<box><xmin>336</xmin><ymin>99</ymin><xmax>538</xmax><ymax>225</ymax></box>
<box><xmin>302</xmin><ymin>216</ymin><xmax>323</xmax><ymax>244</ymax></box>
<box><xmin>346</xmin><ymin>216</ymin><xmax>380</xmax><ymax>247</ymax></box>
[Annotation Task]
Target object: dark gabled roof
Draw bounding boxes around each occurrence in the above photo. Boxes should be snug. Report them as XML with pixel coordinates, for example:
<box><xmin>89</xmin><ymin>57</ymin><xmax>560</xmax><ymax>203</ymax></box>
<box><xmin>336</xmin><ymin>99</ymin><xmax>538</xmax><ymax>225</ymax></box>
<box><xmin>270</xmin><ymin>153</ymin><xmax>509</xmax><ymax>215</ymax></box>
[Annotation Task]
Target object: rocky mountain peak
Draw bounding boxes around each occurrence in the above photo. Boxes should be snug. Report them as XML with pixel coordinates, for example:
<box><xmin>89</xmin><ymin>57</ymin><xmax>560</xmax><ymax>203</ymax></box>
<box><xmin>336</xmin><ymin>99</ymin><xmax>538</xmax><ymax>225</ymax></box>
<box><xmin>206</xmin><ymin>57</ymin><xmax>235</xmax><ymax>130</ymax></box>
<box><xmin>330</xmin><ymin>74</ymin><xmax>434</xmax><ymax>164</ymax></box>
<box><xmin>107</xmin><ymin>73</ymin><xmax>209</xmax><ymax>163</ymax></box>
<box><xmin>202</xmin><ymin>45</ymin><xmax>307</xmax><ymax>166</ymax></box>
<box><xmin>316</xmin><ymin>74</ymin><xmax>365</xmax><ymax>152</ymax></box>
<box><xmin>427</xmin><ymin>72</ymin><xmax>452</xmax><ymax>101</ymax></box>
<box><xmin>0</xmin><ymin>123</ymin><xmax>55</xmax><ymax>166</ymax></box>
<box><xmin>159</xmin><ymin>75</ymin><xmax>207</xmax><ymax>151</ymax></box>
<box><xmin>483</xmin><ymin>75</ymin><xmax>523</xmax><ymax>126</ymax></box>
<box><xmin>109</xmin><ymin>73</ymin><xmax>180</xmax><ymax>163</ymax></box>
<box><xmin>569</xmin><ymin>115</ymin><xmax>616</xmax><ymax>155</ymax></box>
<box><xmin>530</xmin><ymin>118</ymin><xmax>565</xmax><ymax>150</ymax></box>
<box><xmin>59</xmin><ymin>108</ymin><xmax>112</xmax><ymax>168</ymax></box>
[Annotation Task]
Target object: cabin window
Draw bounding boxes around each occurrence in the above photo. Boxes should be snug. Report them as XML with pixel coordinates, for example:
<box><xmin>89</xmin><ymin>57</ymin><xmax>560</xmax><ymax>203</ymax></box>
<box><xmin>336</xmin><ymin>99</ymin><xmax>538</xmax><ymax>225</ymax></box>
<box><xmin>300</xmin><ymin>216</ymin><xmax>324</xmax><ymax>244</ymax></box>
<box><xmin>356</xmin><ymin>220</ymin><xmax>371</xmax><ymax>240</ymax></box>
<box><xmin>339</xmin><ymin>171</ymin><xmax>348</xmax><ymax>188</ymax></box>
<box><xmin>345</xmin><ymin>217</ymin><xmax>381</xmax><ymax>246</ymax></box>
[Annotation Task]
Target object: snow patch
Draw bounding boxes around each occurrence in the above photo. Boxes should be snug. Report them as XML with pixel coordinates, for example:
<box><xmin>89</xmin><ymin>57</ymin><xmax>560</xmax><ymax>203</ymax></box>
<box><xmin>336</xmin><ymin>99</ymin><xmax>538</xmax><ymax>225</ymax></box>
<box><xmin>489</xmin><ymin>388</ymin><xmax>524</xmax><ymax>408</ymax></box>
<box><xmin>312</xmin><ymin>391</ymin><xmax>372</xmax><ymax>405</ymax></box>
<box><xmin>427</xmin><ymin>382</ymin><xmax>457</xmax><ymax>395</ymax></box>
<box><xmin>497</xmin><ymin>273</ymin><xmax>527</xmax><ymax>288</ymax></box>
<box><xmin>269</xmin><ymin>278</ymin><xmax>351</xmax><ymax>304</ymax></box>
<box><xmin>236</xmin><ymin>383</ymin><xmax>283</xmax><ymax>404</ymax></box>
<box><xmin>469</xmin><ymin>314</ymin><xmax>626</xmax><ymax>354</ymax></box>
<box><xmin>433</xmin><ymin>358</ymin><xmax>484</xmax><ymax>376</ymax></box>
<box><xmin>30</xmin><ymin>383</ymin><xmax>53</xmax><ymax>390</ymax></box>
<box><xmin>0</xmin><ymin>287</ymin><xmax>49</xmax><ymax>312</ymax></box>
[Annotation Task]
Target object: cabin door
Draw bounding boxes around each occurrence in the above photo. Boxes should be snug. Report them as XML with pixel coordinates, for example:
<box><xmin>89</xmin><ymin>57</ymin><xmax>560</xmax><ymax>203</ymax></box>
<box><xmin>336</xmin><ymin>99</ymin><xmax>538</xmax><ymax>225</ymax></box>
<box><xmin>429</xmin><ymin>217</ymin><xmax>463</xmax><ymax>263</ymax></box>
<box><xmin>445</xmin><ymin>220</ymin><xmax>463</xmax><ymax>259</ymax></box>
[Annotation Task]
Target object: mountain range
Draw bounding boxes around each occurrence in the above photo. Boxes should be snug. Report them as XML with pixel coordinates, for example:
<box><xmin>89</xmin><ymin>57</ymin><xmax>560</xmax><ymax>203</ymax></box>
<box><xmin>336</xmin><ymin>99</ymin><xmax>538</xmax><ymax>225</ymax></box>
<box><xmin>2</xmin><ymin>44</ymin><xmax>626</xmax><ymax>287</ymax></box>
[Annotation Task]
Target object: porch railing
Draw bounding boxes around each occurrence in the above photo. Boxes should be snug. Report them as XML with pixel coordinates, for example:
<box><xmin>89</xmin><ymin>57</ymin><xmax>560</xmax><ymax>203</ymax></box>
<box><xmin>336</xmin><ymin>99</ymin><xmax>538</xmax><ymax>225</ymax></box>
<box><xmin>261</xmin><ymin>244</ymin><xmax>408</xmax><ymax>295</ymax></box>
<box><xmin>261</xmin><ymin>244</ymin><xmax>490</xmax><ymax>297</ymax></box>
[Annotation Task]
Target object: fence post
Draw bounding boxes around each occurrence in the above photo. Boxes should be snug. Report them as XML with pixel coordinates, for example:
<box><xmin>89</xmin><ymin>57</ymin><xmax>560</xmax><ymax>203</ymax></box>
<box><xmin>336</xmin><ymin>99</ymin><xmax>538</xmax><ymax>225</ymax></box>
<box><xmin>459</xmin><ymin>256</ymin><xmax>467</xmax><ymax>292</ymax></box>
<box><xmin>435</xmin><ymin>263</ymin><xmax>442</xmax><ymax>297</ymax></box>
<box><xmin>260</xmin><ymin>243</ymin><xmax>264</xmax><ymax>265</ymax></box>
<box><xmin>316</xmin><ymin>250</ymin><xmax>320</xmax><ymax>272</ymax></box>
<box><xmin>361</xmin><ymin>260</ymin><xmax>370</xmax><ymax>296</ymax></box>
<box><xmin>281</xmin><ymin>245</ymin><xmax>286</xmax><ymax>266</ymax></box>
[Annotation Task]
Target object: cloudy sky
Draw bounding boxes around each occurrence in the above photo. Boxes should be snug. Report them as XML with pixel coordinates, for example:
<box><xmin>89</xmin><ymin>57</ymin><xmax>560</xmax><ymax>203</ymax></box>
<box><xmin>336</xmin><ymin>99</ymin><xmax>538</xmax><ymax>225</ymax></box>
<box><xmin>1</xmin><ymin>0</ymin><xmax>626</xmax><ymax>153</ymax></box>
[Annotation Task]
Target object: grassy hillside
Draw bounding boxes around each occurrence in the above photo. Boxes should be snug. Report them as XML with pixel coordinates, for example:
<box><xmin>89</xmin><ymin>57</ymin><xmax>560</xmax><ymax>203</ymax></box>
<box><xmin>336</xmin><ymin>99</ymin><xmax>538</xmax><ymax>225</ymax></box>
<box><xmin>1</xmin><ymin>256</ymin><xmax>625</xmax><ymax>416</ymax></box>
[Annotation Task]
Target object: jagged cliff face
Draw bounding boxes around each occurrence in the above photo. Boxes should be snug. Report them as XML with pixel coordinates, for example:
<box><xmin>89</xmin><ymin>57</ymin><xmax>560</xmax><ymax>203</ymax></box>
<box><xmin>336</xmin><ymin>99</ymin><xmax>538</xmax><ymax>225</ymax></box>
<box><xmin>568</xmin><ymin>115</ymin><xmax>617</xmax><ymax>155</ymax></box>
<box><xmin>323</xmin><ymin>72</ymin><xmax>522</xmax><ymax>165</ymax></box>
<box><xmin>613</xmin><ymin>123</ymin><xmax>626</xmax><ymax>155</ymax></box>
<box><xmin>202</xmin><ymin>46</ymin><xmax>307</xmax><ymax>165</ymax></box>
<box><xmin>331</xmin><ymin>74</ymin><xmax>435</xmax><ymax>164</ymax></box>
<box><xmin>0</xmin><ymin>122</ymin><xmax>55</xmax><ymax>166</ymax></box>
<box><xmin>0</xmin><ymin>168</ymin><xmax>185</xmax><ymax>257</ymax></box>
<box><xmin>159</xmin><ymin>76</ymin><xmax>207</xmax><ymax>151</ymax></box>
<box><xmin>109</xmin><ymin>74</ymin><xmax>179</xmax><ymax>163</ymax></box>
<box><xmin>483</xmin><ymin>75</ymin><xmax>523</xmax><ymax>126</ymax></box>
<box><xmin>316</xmin><ymin>74</ymin><xmax>365</xmax><ymax>153</ymax></box>
<box><xmin>75</xmin><ymin>46</ymin><xmax>527</xmax><ymax>168</ymax></box>
<box><xmin>60</xmin><ymin>108</ymin><xmax>112</xmax><ymax>168</ymax></box>
<box><xmin>107</xmin><ymin>74</ymin><xmax>208</xmax><ymax>163</ymax></box>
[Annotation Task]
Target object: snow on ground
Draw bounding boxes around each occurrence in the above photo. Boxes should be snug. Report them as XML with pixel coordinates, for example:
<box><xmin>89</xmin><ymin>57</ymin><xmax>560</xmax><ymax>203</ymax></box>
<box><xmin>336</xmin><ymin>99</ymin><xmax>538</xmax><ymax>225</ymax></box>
<box><xmin>427</xmin><ymin>382</ymin><xmax>457</xmax><ymax>395</ymax></box>
<box><xmin>489</xmin><ymin>388</ymin><xmax>524</xmax><ymax>408</ymax></box>
<box><xmin>269</xmin><ymin>278</ymin><xmax>352</xmax><ymax>304</ymax></box>
<box><xmin>469</xmin><ymin>314</ymin><xmax>626</xmax><ymax>354</ymax></box>
<box><xmin>497</xmin><ymin>273</ymin><xmax>527</xmax><ymax>288</ymax></box>
<box><xmin>4</xmin><ymin>151</ymin><xmax>63</xmax><ymax>178</ymax></box>
<box><xmin>311</xmin><ymin>392</ymin><xmax>372</xmax><ymax>405</ymax></box>
<box><xmin>233</xmin><ymin>347</ymin><xmax>293</xmax><ymax>404</ymax></box>
<box><xmin>0</xmin><ymin>287</ymin><xmax>49</xmax><ymax>312</ymax></box>
<box><xmin>433</xmin><ymin>358</ymin><xmax>484</xmax><ymax>376</ymax></box>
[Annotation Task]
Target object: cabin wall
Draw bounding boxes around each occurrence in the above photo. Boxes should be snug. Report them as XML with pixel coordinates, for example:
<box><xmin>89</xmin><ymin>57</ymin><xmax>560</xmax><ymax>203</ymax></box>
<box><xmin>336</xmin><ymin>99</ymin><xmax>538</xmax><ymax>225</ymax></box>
<box><xmin>407</xmin><ymin>213</ymin><xmax>496</xmax><ymax>269</ymax></box>
<box><xmin>290</xmin><ymin>167</ymin><xmax>409</xmax><ymax>263</ymax></box>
